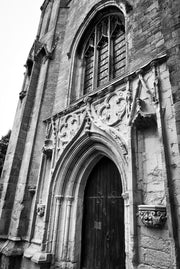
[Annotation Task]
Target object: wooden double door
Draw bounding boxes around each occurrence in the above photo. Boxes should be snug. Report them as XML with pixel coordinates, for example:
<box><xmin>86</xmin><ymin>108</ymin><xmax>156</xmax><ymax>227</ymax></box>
<box><xmin>81</xmin><ymin>157</ymin><xmax>125</xmax><ymax>269</ymax></box>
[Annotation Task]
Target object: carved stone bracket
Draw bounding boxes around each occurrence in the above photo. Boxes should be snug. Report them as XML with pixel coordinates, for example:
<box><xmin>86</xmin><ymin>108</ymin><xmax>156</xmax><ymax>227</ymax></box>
<box><xmin>36</xmin><ymin>204</ymin><xmax>46</xmax><ymax>217</ymax></box>
<box><xmin>42</xmin><ymin>139</ymin><xmax>54</xmax><ymax>158</ymax></box>
<box><xmin>138</xmin><ymin>205</ymin><xmax>167</xmax><ymax>228</ymax></box>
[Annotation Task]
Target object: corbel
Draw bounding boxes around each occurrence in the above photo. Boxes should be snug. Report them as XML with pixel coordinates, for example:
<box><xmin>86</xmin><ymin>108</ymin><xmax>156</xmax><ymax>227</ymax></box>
<box><xmin>138</xmin><ymin>205</ymin><xmax>167</xmax><ymax>228</ymax></box>
<box><xmin>42</xmin><ymin>139</ymin><xmax>54</xmax><ymax>158</ymax></box>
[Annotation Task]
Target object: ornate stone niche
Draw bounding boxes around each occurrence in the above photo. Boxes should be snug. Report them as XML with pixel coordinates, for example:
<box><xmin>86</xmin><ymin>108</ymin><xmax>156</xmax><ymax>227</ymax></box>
<box><xmin>42</xmin><ymin>139</ymin><xmax>53</xmax><ymax>158</ymax></box>
<box><xmin>138</xmin><ymin>205</ymin><xmax>167</xmax><ymax>228</ymax></box>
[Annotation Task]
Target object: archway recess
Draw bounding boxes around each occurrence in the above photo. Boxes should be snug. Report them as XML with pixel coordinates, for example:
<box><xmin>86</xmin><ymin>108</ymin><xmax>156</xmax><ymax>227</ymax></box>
<box><xmin>48</xmin><ymin>131</ymin><xmax>128</xmax><ymax>269</ymax></box>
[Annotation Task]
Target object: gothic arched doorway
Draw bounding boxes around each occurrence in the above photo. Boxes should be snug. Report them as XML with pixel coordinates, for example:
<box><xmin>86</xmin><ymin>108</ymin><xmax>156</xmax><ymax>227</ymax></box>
<box><xmin>81</xmin><ymin>156</ymin><xmax>125</xmax><ymax>269</ymax></box>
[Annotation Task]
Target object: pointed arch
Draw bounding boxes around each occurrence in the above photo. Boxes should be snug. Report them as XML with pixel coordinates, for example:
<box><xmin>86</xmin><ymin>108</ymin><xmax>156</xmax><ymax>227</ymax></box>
<box><xmin>47</xmin><ymin>130</ymin><xmax>128</xmax><ymax>268</ymax></box>
<box><xmin>52</xmin><ymin>131</ymin><xmax>128</xmax><ymax>198</ymax></box>
<box><xmin>67</xmin><ymin>1</ymin><xmax>131</xmax><ymax>103</ymax></box>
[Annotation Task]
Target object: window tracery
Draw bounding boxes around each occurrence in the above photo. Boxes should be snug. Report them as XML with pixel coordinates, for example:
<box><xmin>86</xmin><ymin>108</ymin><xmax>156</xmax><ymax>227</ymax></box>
<box><xmin>83</xmin><ymin>14</ymin><xmax>126</xmax><ymax>95</ymax></box>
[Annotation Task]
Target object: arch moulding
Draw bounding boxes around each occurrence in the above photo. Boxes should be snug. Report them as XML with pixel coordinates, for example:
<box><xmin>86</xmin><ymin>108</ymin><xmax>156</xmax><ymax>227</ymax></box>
<box><xmin>45</xmin><ymin>125</ymin><xmax>131</xmax><ymax>269</ymax></box>
<box><xmin>67</xmin><ymin>0</ymin><xmax>133</xmax><ymax>104</ymax></box>
<box><xmin>67</xmin><ymin>0</ymin><xmax>132</xmax><ymax>59</ymax></box>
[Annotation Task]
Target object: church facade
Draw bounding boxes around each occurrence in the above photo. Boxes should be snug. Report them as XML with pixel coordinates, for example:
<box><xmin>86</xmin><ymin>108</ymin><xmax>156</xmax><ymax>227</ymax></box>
<box><xmin>0</xmin><ymin>0</ymin><xmax>180</xmax><ymax>268</ymax></box>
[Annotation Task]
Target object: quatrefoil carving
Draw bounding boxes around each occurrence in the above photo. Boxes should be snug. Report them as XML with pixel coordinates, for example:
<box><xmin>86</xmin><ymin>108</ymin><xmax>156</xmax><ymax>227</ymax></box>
<box><xmin>58</xmin><ymin>114</ymin><xmax>80</xmax><ymax>146</ymax></box>
<box><xmin>98</xmin><ymin>93</ymin><xmax>126</xmax><ymax>126</ymax></box>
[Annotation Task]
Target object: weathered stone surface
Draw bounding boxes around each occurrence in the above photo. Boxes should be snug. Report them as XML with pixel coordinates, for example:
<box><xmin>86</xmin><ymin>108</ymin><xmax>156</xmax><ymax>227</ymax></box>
<box><xmin>0</xmin><ymin>0</ymin><xmax>180</xmax><ymax>268</ymax></box>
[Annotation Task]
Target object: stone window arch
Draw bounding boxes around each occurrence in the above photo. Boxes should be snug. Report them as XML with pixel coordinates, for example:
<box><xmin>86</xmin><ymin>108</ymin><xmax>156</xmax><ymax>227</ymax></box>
<box><xmin>83</xmin><ymin>13</ymin><xmax>126</xmax><ymax>94</ymax></box>
<box><xmin>70</xmin><ymin>6</ymin><xmax>126</xmax><ymax>102</ymax></box>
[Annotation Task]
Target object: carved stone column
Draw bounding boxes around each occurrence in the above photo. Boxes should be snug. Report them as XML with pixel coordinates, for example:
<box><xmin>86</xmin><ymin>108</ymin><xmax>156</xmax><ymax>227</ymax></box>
<box><xmin>122</xmin><ymin>192</ymin><xmax>130</xmax><ymax>267</ymax></box>
<box><xmin>52</xmin><ymin>195</ymin><xmax>64</xmax><ymax>254</ymax></box>
<box><xmin>62</xmin><ymin>196</ymin><xmax>74</xmax><ymax>261</ymax></box>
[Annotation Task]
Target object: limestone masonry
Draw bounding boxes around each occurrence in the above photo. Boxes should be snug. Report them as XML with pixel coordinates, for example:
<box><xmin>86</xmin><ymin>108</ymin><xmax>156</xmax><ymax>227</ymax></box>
<box><xmin>0</xmin><ymin>0</ymin><xmax>180</xmax><ymax>268</ymax></box>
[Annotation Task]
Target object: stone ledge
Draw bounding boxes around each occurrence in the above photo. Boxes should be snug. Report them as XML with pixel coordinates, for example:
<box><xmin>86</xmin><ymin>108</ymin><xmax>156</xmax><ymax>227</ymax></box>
<box><xmin>24</xmin><ymin>243</ymin><xmax>41</xmax><ymax>259</ymax></box>
<box><xmin>31</xmin><ymin>252</ymin><xmax>52</xmax><ymax>264</ymax></box>
<box><xmin>0</xmin><ymin>239</ymin><xmax>24</xmax><ymax>257</ymax></box>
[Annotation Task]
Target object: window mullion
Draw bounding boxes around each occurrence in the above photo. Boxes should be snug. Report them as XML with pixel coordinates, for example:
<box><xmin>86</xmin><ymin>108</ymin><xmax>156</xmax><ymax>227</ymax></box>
<box><xmin>92</xmin><ymin>26</ymin><xmax>98</xmax><ymax>89</ymax></box>
<box><xmin>108</xmin><ymin>16</ymin><xmax>112</xmax><ymax>82</ymax></box>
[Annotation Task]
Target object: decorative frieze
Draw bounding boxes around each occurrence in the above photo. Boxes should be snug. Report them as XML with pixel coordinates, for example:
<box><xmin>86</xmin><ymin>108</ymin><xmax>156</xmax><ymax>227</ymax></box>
<box><xmin>57</xmin><ymin>110</ymin><xmax>86</xmax><ymax>153</ymax></box>
<box><xmin>138</xmin><ymin>205</ymin><xmax>167</xmax><ymax>228</ymax></box>
<box><xmin>43</xmin><ymin>56</ymin><xmax>167</xmax><ymax>164</ymax></box>
<box><xmin>97</xmin><ymin>91</ymin><xmax>126</xmax><ymax>126</ymax></box>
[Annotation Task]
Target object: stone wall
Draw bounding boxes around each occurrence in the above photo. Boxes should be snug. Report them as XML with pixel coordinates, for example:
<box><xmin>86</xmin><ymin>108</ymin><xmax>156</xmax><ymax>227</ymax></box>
<box><xmin>0</xmin><ymin>0</ymin><xmax>180</xmax><ymax>268</ymax></box>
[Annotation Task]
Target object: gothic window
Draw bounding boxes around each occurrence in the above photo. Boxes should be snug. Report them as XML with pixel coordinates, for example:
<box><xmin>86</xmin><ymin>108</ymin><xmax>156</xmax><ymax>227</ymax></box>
<box><xmin>83</xmin><ymin>14</ymin><xmax>126</xmax><ymax>95</ymax></box>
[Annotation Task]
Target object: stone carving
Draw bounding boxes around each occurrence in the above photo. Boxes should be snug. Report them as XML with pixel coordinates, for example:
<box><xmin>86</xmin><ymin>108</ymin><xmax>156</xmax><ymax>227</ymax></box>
<box><xmin>85</xmin><ymin>98</ymin><xmax>128</xmax><ymax>158</ymax></box>
<box><xmin>84</xmin><ymin>115</ymin><xmax>92</xmax><ymax>133</ymax></box>
<box><xmin>152</xmin><ymin>64</ymin><xmax>160</xmax><ymax>105</ymax></box>
<box><xmin>57</xmin><ymin>111</ymin><xmax>86</xmax><ymax>152</ymax></box>
<box><xmin>132</xmin><ymin>98</ymin><xmax>157</xmax><ymax>129</ymax></box>
<box><xmin>42</xmin><ymin>139</ymin><xmax>54</xmax><ymax>158</ymax></box>
<box><xmin>125</xmin><ymin>79</ymin><xmax>132</xmax><ymax>119</ymax></box>
<box><xmin>96</xmin><ymin>92</ymin><xmax>126</xmax><ymax>126</ymax></box>
<box><xmin>128</xmin><ymin>72</ymin><xmax>158</xmax><ymax>128</ymax></box>
<box><xmin>50</xmin><ymin>76</ymin><xmax>160</xmax><ymax>159</ymax></box>
<box><xmin>42</xmin><ymin>119</ymin><xmax>57</xmax><ymax>158</ymax></box>
<box><xmin>49</xmin><ymin>70</ymin><xmax>161</xmax><ymax>159</ymax></box>
<box><xmin>36</xmin><ymin>204</ymin><xmax>46</xmax><ymax>217</ymax></box>
<box><xmin>138</xmin><ymin>205</ymin><xmax>167</xmax><ymax>228</ymax></box>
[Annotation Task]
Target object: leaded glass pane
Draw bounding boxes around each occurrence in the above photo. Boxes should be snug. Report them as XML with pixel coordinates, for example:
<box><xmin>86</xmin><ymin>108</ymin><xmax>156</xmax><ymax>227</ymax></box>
<box><xmin>83</xmin><ymin>13</ymin><xmax>125</xmax><ymax>94</ymax></box>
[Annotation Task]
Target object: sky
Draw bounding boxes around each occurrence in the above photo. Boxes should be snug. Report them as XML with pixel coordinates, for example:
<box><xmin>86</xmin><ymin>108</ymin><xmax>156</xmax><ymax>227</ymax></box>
<box><xmin>0</xmin><ymin>1</ymin><xmax>42</xmax><ymax>138</ymax></box>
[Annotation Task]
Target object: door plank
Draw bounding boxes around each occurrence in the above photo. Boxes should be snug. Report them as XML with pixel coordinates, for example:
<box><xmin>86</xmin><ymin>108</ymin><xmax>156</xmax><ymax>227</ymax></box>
<box><xmin>81</xmin><ymin>157</ymin><xmax>125</xmax><ymax>269</ymax></box>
